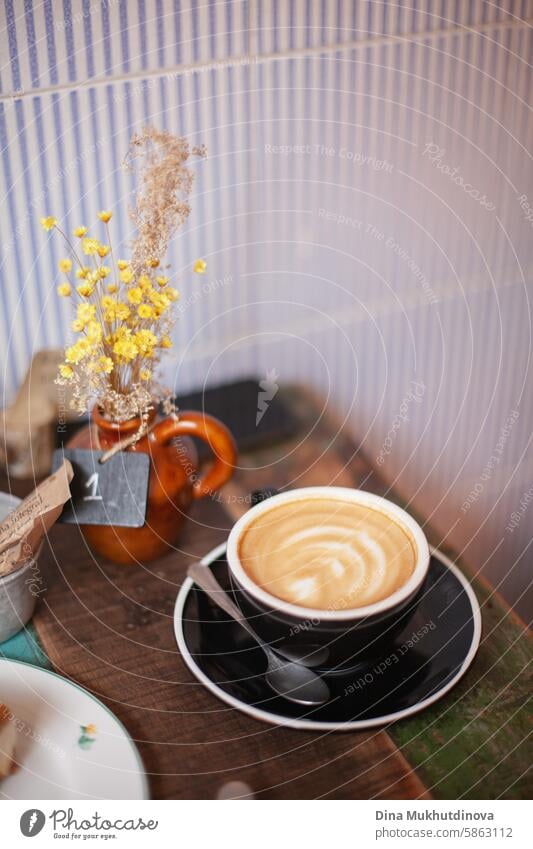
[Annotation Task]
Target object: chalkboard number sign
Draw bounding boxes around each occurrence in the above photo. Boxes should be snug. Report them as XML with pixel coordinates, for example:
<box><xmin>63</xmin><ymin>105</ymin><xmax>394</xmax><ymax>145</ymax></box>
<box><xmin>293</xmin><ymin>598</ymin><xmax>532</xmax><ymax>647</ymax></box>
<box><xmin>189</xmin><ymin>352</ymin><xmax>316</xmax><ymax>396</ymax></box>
<box><xmin>52</xmin><ymin>448</ymin><xmax>150</xmax><ymax>527</ymax></box>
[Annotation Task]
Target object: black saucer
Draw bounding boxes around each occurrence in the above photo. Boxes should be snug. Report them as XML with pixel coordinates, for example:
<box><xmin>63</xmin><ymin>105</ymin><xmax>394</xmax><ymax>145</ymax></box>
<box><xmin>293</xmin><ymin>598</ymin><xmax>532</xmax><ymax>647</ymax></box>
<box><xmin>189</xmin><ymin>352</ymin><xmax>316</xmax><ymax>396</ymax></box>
<box><xmin>174</xmin><ymin>544</ymin><xmax>481</xmax><ymax>730</ymax></box>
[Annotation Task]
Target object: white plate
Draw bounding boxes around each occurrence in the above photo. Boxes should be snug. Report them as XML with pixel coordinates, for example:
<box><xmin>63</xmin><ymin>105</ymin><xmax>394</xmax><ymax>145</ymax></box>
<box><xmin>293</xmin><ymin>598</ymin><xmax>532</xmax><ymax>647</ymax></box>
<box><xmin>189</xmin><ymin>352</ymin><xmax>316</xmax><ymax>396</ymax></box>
<box><xmin>0</xmin><ymin>659</ymin><xmax>148</xmax><ymax>799</ymax></box>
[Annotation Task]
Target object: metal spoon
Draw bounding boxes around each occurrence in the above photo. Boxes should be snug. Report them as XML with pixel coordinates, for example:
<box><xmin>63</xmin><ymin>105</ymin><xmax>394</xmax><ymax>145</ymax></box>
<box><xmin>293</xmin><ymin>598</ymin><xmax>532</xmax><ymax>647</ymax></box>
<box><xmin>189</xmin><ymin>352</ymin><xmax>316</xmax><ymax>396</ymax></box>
<box><xmin>187</xmin><ymin>563</ymin><xmax>330</xmax><ymax>706</ymax></box>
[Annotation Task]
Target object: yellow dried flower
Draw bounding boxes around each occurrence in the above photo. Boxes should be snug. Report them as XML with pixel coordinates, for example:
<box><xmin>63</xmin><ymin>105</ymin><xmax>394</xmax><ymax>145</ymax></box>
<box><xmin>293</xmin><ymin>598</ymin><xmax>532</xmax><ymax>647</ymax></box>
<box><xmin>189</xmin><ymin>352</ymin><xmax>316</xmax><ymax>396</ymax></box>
<box><xmin>77</xmin><ymin>303</ymin><xmax>97</xmax><ymax>325</ymax></box>
<box><xmin>71</xmin><ymin>318</ymin><xmax>84</xmax><ymax>332</ymax></box>
<box><xmin>86</xmin><ymin>321</ymin><xmax>103</xmax><ymax>342</ymax></box>
<box><xmin>59</xmin><ymin>364</ymin><xmax>74</xmax><ymax>379</ymax></box>
<box><xmin>149</xmin><ymin>289</ymin><xmax>169</xmax><ymax>308</ymax></box>
<box><xmin>97</xmin><ymin>245</ymin><xmax>110</xmax><ymax>258</ymax></box>
<box><xmin>156</xmin><ymin>276</ymin><xmax>169</xmax><ymax>287</ymax></box>
<box><xmin>101</xmin><ymin>298</ymin><xmax>130</xmax><ymax>321</ymax></box>
<box><xmin>119</xmin><ymin>268</ymin><xmax>134</xmax><ymax>284</ymax></box>
<box><xmin>107</xmin><ymin>283</ymin><xmax>118</xmax><ymax>294</ymax></box>
<box><xmin>81</xmin><ymin>237</ymin><xmax>100</xmax><ymax>256</ymax></box>
<box><xmin>40</xmin><ymin>216</ymin><xmax>57</xmax><ymax>231</ymax></box>
<box><xmin>147</xmin><ymin>258</ymin><xmax>160</xmax><ymax>268</ymax></box>
<box><xmin>76</xmin><ymin>266</ymin><xmax>90</xmax><ymax>279</ymax></box>
<box><xmin>160</xmin><ymin>335</ymin><xmax>172</xmax><ymax>348</ymax></box>
<box><xmin>73</xmin><ymin>226</ymin><xmax>88</xmax><ymax>237</ymax></box>
<box><xmin>117</xmin><ymin>259</ymin><xmax>129</xmax><ymax>270</ymax></box>
<box><xmin>166</xmin><ymin>287</ymin><xmax>179</xmax><ymax>302</ymax></box>
<box><xmin>57</xmin><ymin>282</ymin><xmax>71</xmax><ymax>297</ymax></box>
<box><xmin>97</xmin><ymin>210</ymin><xmax>113</xmax><ymax>223</ymax></box>
<box><xmin>193</xmin><ymin>259</ymin><xmax>207</xmax><ymax>274</ymax></box>
<box><xmin>139</xmin><ymin>369</ymin><xmax>152</xmax><ymax>381</ymax></box>
<box><xmin>97</xmin><ymin>266</ymin><xmax>110</xmax><ymax>279</ymax></box>
<box><xmin>65</xmin><ymin>341</ymin><xmax>89</xmax><ymax>364</ymax></box>
<box><xmin>138</xmin><ymin>275</ymin><xmax>151</xmax><ymax>290</ymax></box>
<box><xmin>134</xmin><ymin>329</ymin><xmax>157</xmax><ymax>354</ymax></box>
<box><xmin>127</xmin><ymin>287</ymin><xmax>143</xmax><ymax>305</ymax></box>
<box><xmin>76</xmin><ymin>282</ymin><xmax>93</xmax><ymax>298</ymax></box>
<box><xmin>113</xmin><ymin>335</ymin><xmax>138</xmax><ymax>361</ymax></box>
<box><xmin>137</xmin><ymin>304</ymin><xmax>153</xmax><ymax>319</ymax></box>
<box><xmin>94</xmin><ymin>356</ymin><xmax>114</xmax><ymax>374</ymax></box>
<box><xmin>58</xmin><ymin>258</ymin><xmax>72</xmax><ymax>273</ymax></box>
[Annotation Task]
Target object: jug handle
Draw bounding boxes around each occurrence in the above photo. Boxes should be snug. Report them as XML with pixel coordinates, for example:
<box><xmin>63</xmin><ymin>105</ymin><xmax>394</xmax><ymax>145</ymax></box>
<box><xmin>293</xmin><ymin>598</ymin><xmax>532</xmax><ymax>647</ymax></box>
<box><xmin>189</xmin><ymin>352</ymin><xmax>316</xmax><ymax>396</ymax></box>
<box><xmin>153</xmin><ymin>411</ymin><xmax>237</xmax><ymax>499</ymax></box>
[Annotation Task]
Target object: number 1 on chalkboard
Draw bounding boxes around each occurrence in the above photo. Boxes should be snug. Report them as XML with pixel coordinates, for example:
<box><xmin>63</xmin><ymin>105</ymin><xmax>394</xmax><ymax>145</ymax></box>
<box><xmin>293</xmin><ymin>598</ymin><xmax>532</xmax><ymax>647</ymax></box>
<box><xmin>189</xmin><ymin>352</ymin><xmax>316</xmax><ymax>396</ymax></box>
<box><xmin>84</xmin><ymin>472</ymin><xmax>103</xmax><ymax>502</ymax></box>
<box><xmin>53</xmin><ymin>448</ymin><xmax>149</xmax><ymax>527</ymax></box>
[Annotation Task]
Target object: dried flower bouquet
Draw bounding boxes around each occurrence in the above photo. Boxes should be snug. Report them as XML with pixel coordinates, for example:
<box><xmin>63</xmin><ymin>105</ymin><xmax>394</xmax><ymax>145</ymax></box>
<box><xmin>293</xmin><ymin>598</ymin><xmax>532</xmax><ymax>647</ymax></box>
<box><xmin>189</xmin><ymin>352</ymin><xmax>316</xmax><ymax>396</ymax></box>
<box><xmin>41</xmin><ymin>127</ymin><xmax>206</xmax><ymax>425</ymax></box>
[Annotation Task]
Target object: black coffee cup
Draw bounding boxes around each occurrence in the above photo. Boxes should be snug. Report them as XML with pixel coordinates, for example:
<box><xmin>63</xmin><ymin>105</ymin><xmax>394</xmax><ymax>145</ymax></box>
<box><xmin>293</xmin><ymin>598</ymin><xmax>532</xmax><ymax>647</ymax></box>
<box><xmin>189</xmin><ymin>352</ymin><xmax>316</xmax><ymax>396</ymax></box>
<box><xmin>227</xmin><ymin>487</ymin><xmax>430</xmax><ymax>672</ymax></box>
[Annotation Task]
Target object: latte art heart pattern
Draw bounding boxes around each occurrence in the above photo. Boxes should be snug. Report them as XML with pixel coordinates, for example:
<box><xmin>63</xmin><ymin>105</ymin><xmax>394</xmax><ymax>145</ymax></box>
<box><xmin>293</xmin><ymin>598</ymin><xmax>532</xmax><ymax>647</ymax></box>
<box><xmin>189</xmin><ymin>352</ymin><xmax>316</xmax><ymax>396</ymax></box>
<box><xmin>238</xmin><ymin>499</ymin><xmax>417</xmax><ymax>609</ymax></box>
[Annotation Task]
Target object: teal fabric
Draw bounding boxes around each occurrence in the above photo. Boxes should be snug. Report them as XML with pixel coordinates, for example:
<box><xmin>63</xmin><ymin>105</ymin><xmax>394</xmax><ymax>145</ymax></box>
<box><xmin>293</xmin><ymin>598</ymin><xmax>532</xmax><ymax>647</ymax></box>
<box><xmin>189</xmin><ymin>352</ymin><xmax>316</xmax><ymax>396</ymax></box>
<box><xmin>0</xmin><ymin>624</ymin><xmax>51</xmax><ymax>668</ymax></box>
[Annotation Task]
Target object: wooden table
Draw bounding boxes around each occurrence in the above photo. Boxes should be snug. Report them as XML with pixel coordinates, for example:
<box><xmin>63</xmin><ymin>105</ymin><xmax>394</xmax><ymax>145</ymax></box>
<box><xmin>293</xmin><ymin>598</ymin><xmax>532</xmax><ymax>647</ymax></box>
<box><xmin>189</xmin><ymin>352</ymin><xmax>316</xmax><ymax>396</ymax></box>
<box><xmin>3</xmin><ymin>387</ymin><xmax>531</xmax><ymax>799</ymax></box>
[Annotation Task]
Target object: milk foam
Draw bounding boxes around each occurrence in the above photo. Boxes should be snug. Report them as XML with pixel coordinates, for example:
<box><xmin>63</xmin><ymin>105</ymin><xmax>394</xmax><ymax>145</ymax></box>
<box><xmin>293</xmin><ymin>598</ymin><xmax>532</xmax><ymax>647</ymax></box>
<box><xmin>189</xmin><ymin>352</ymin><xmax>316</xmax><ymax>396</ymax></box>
<box><xmin>238</xmin><ymin>497</ymin><xmax>417</xmax><ymax>609</ymax></box>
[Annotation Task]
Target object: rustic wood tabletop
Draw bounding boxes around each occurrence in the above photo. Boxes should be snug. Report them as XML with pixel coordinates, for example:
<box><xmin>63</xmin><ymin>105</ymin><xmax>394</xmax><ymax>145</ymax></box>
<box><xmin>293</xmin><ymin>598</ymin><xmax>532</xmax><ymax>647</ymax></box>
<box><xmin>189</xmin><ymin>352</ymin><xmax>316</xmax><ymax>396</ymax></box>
<box><xmin>2</xmin><ymin>387</ymin><xmax>531</xmax><ymax>799</ymax></box>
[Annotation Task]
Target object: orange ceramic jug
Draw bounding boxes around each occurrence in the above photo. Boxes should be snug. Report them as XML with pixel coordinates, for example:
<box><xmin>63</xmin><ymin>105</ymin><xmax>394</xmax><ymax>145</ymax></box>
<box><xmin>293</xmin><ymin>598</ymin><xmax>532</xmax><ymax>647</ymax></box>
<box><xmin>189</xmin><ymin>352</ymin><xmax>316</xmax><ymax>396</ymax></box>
<box><xmin>69</xmin><ymin>406</ymin><xmax>236</xmax><ymax>565</ymax></box>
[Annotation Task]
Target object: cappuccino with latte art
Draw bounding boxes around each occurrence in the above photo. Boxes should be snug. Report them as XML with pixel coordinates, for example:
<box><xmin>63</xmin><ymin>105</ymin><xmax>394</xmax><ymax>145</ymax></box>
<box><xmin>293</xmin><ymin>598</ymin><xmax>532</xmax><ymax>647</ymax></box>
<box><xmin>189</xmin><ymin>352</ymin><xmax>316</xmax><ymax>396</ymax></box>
<box><xmin>238</xmin><ymin>496</ymin><xmax>417</xmax><ymax>610</ymax></box>
<box><xmin>227</xmin><ymin>487</ymin><xmax>430</xmax><ymax>669</ymax></box>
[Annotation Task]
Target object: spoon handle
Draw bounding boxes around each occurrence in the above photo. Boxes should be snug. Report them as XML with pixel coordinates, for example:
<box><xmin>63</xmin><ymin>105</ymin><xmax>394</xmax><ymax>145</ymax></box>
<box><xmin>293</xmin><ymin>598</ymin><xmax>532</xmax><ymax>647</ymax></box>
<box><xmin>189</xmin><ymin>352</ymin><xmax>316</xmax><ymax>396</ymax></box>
<box><xmin>187</xmin><ymin>562</ymin><xmax>263</xmax><ymax>646</ymax></box>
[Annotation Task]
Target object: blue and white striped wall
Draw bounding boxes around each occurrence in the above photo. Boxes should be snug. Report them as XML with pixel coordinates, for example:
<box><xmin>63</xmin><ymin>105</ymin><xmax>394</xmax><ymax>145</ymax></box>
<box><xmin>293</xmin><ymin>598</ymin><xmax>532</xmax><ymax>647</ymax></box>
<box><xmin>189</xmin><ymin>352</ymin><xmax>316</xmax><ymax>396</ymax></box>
<box><xmin>1</xmin><ymin>1</ymin><xmax>532</xmax><ymax>618</ymax></box>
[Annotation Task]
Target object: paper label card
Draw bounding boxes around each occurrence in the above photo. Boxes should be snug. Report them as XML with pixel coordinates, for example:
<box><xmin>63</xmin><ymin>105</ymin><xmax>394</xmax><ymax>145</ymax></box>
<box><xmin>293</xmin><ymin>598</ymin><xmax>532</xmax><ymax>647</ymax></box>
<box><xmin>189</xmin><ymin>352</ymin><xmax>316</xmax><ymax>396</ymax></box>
<box><xmin>52</xmin><ymin>449</ymin><xmax>150</xmax><ymax>527</ymax></box>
